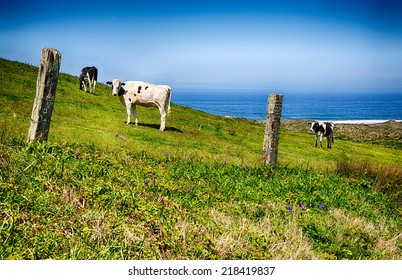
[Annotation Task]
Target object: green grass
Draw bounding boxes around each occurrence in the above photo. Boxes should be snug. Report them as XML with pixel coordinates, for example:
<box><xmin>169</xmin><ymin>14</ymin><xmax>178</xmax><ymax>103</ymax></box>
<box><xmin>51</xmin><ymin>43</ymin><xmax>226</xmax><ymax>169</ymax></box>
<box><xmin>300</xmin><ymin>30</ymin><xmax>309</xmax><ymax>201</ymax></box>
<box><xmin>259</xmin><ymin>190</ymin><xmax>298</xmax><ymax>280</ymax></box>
<box><xmin>1</xmin><ymin>58</ymin><xmax>401</xmax><ymax>259</ymax></box>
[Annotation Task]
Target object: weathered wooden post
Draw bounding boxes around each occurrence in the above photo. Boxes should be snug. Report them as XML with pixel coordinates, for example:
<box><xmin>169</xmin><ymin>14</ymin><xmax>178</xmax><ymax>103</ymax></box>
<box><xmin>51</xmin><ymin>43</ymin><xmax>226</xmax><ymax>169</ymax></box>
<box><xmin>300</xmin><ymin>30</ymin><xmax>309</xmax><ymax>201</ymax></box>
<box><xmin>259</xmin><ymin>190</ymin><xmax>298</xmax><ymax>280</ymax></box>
<box><xmin>27</xmin><ymin>48</ymin><xmax>61</xmax><ymax>142</ymax></box>
<box><xmin>262</xmin><ymin>93</ymin><xmax>283</xmax><ymax>165</ymax></box>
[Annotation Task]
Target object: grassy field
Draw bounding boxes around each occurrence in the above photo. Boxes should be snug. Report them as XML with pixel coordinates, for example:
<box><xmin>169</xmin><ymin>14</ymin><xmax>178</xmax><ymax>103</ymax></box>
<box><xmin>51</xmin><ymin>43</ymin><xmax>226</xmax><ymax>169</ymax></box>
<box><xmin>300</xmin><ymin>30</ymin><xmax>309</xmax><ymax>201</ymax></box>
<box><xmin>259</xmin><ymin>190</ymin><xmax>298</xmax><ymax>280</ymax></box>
<box><xmin>1</xmin><ymin>58</ymin><xmax>401</xmax><ymax>259</ymax></box>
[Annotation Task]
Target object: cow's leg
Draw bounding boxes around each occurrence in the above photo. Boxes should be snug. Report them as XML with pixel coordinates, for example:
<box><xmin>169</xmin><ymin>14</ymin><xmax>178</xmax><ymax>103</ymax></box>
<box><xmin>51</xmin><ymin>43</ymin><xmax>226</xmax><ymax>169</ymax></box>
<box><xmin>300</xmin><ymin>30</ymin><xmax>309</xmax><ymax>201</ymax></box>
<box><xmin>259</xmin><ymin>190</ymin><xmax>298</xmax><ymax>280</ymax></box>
<box><xmin>159</xmin><ymin>107</ymin><xmax>166</xmax><ymax>131</ymax></box>
<box><xmin>132</xmin><ymin>105</ymin><xmax>138</xmax><ymax>126</ymax></box>
<box><xmin>315</xmin><ymin>134</ymin><xmax>318</xmax><ymax>147</ymax></box>
<box><xmin>125</xmin><ymin>104</ymin><xmax>131</xmax><ymax>124</ymax></box>
<box><xmin>93</xmin><ymin>80</ymin><xmax>97</xmax><ymax>94</ymax></box>
<box><xmin>89</xmin><ymin>77</ymin><xmax>95</xmax><ymax>94</ymax></box>
<box><xmin>86</xmin><ymin>73</ymin><xmax>91</xmax><ymax>93</ymax></box>
<box><xmin>319</xmin><ymin>134</ymin><xmax>323</xmax><ymax>147</ymax></box>
<box><xmin>82</xmin><ymin>80</ymin><xmax>87</xmax><ymax>92</ymax></box>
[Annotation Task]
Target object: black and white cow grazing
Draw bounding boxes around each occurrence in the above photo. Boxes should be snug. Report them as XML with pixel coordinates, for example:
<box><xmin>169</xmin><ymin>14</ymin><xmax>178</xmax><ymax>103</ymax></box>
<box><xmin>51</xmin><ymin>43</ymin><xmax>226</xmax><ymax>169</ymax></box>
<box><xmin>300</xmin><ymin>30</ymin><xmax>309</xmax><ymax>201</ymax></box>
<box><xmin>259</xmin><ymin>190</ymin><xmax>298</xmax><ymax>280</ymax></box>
<box><xmin>79</xmin><ymin>66</ymin><xmax>98</xmax><ymax>94</ymax></box>
<box><xmin>106</xmin><ymin>79</ymin><xmax>172</xmax><ymax>131</ymax></box>
<box><xmin>308</xmin><ymin>121</ymin><xmax>334</xmax><ymax>148</ymax></box>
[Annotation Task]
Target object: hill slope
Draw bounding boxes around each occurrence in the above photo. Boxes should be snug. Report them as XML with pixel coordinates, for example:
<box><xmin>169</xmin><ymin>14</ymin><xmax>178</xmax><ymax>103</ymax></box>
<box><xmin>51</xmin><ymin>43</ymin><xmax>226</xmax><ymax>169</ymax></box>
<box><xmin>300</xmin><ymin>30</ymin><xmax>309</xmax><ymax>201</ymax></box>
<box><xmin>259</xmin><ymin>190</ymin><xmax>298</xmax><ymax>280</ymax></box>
<box><xmin>1</xmin><ymin>58</ymin><xmax>401</xmax><ymax>259</ymax></box>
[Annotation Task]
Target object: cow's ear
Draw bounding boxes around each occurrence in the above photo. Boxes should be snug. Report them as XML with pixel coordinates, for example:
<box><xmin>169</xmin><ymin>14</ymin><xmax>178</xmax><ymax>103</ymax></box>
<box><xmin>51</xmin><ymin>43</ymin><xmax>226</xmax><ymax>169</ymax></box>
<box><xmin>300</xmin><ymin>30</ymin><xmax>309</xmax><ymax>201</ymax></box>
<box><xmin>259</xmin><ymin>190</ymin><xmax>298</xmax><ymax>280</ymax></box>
<box><xmin>308</xmin><ymin>122</ymin><xmax>311</xmax><ymax>126</ymax></box>
<box><xmin>106</xmin><ymin>81</ymin><xmax>112</xmax><ymax>85</ymax></box>
<box><xmin>121</xmin><ymin>82</ymin><xmax>126</xmax><ymax>86</ymax></box>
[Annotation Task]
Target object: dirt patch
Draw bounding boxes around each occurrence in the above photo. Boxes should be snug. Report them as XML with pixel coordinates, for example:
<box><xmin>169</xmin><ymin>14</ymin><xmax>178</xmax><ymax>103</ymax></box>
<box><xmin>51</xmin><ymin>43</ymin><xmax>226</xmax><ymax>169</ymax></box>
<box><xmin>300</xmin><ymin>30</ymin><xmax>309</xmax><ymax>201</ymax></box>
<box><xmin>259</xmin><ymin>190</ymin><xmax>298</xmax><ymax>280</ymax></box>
<box><xmin>281</xmin><ymin>120</ymin><xmax>402</xmax><ymax>148</ymax></box>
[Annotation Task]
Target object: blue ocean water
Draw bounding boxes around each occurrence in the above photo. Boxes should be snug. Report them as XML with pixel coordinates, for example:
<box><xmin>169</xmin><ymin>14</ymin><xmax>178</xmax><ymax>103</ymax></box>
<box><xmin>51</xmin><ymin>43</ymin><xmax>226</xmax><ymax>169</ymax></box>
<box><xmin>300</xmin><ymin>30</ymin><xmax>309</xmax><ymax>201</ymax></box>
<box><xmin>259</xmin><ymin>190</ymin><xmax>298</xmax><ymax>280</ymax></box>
<box><xmin>172</xmin><ymin>90</ymin><xmax>402</xmax><ymax>123</ymax></box>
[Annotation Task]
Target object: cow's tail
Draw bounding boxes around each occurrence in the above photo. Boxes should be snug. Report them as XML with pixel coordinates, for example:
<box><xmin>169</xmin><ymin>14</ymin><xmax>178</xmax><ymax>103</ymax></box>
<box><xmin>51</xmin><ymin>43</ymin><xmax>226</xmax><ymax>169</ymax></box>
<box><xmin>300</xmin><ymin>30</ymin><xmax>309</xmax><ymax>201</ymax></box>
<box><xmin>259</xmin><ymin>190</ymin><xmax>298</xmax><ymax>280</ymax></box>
<box><xmin>167</xmin><ymin>88</ymin><xmax>172</xmax><ymax>118</ymax></box>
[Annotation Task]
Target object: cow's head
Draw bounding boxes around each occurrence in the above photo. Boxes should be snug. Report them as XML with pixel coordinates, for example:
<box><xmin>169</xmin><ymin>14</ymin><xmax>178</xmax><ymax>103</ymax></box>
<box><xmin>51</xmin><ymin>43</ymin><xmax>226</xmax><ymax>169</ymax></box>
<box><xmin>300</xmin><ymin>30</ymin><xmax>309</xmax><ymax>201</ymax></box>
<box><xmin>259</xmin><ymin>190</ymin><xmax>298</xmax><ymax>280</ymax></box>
<box><xmin>308</xmin><ymin>122</ymin><xmax>319</xmax><ymax>133</ymax></box>
<box><xmin>106</xmin><ymin>79</ymin><xmax>125</xmax><ymax>96</ymax></box>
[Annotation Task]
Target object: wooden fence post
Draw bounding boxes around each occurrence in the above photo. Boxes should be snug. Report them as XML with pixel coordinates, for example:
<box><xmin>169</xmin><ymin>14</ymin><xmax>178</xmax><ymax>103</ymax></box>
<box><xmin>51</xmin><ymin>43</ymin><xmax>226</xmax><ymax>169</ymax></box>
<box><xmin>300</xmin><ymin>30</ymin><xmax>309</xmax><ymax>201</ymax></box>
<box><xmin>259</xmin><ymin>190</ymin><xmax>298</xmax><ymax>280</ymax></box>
<box><xmin>27</xmin><ymin>48</ymin><xmax>61</xmax><ymax>142</ymax></box>
<box><xmin>262</xmin><ymin>93</ymin><xmax>283</xmax><ymax>165</ymax></box>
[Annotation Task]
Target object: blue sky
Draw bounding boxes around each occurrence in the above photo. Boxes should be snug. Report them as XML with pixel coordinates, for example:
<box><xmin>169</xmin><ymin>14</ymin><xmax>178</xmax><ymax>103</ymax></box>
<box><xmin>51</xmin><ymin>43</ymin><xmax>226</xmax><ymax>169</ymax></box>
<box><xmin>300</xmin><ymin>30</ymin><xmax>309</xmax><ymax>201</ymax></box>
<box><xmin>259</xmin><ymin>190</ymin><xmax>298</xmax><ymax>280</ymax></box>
<box><xmin>1</xmin><ymin>0</ymin><xmax>402</xmax><ymax>93</ymax></box>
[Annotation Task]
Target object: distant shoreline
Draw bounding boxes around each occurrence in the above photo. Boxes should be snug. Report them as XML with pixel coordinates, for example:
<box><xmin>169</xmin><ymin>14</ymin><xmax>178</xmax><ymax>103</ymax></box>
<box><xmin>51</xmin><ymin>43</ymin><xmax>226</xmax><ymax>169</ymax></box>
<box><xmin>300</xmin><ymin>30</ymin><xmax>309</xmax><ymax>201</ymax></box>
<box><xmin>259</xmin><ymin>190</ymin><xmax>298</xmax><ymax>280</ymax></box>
<box><xmin>324</xmin><ymin>120</ymin><xmax>402</xmax><ymax>125</ymax></box>
<box><xmin>243</xmin><ymin>117</ymin><xmax>402</xmax><ymax>125</ymax></box>
<box><xmin>174</xmin><ymin>91</ymin><xmax>402</xmax><ymax>123</ymax></box>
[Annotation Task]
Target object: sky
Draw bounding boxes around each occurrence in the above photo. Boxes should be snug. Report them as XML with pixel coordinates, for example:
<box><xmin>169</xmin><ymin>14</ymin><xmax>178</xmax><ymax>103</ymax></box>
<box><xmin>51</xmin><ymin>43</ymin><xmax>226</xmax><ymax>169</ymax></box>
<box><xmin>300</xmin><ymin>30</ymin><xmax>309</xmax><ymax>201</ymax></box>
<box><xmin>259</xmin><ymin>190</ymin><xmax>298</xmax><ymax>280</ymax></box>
<box><xmin>1</xmin><ymin>0</ymin><xmax>402</xmax><ymax>93</ymax></box>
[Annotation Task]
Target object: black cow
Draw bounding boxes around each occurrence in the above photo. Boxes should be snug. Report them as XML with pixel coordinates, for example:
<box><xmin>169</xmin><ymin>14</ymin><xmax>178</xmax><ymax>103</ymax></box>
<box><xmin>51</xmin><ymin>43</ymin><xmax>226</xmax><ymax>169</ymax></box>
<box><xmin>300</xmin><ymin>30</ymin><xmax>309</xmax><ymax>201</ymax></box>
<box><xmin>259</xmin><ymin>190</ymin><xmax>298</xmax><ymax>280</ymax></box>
<box><xmin>308</xmin><ymin>121</ymin><xmax>334</xmax><ymax>148</ymax></box>
<box><xmin>79</xmin><ymin>66</ymin><xmax>98</xmax><ymax>94</ymax></box>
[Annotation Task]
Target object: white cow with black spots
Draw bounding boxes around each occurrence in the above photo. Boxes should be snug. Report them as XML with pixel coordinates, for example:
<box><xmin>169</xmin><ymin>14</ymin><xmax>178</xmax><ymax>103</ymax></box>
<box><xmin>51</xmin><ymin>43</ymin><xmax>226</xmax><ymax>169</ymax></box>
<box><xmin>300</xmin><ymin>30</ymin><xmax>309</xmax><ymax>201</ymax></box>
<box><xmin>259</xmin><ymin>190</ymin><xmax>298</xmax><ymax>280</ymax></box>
<box><xmin>106</xmin><ymin>79</ymin><xmax>172</xmax><ymax>131</ymax></box>
<box><xmin>308</xmin><ymin>121</ymin><xmax>334</xmax><ymax>148</ymax></box>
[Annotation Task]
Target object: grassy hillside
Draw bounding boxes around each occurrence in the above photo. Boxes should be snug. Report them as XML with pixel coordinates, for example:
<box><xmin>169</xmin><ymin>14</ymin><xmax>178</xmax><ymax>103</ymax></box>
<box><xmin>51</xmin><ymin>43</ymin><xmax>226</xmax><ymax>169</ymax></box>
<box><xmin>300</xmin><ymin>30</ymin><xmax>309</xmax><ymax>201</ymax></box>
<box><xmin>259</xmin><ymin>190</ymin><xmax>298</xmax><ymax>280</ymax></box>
<box><xmin>1</xmin><ymin>58</ymin><xmax>401</xmax><ymax>259</ymax></box>
<box><xmin>1</xmin><ymin>58</ymin><xmax>401</xmax><ymax>169</ymax></box>
<box><xmin>1</xmin><ymin>58</ymin><xmax>264</xmax><ymax>166</ymax></box>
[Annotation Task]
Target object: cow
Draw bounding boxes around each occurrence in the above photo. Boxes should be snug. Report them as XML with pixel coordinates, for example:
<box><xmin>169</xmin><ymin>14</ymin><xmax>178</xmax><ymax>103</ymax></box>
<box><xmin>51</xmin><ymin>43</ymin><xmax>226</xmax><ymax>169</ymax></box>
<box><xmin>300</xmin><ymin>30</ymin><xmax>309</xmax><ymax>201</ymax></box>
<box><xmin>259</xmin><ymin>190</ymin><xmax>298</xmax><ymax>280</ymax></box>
<box><xmin>79</xmin><ymin>66</ymin><xmax>98</xmax><ymax>94</ymax></box>
<box><xmin>106</xmin><ymin>79</ymin><xmax>172</xmax><ymax>131</ymax></box>
<box><xmin>308</xmin><ymin>121</ymin><xmax>334</xmax><ymax>148</ymax></box>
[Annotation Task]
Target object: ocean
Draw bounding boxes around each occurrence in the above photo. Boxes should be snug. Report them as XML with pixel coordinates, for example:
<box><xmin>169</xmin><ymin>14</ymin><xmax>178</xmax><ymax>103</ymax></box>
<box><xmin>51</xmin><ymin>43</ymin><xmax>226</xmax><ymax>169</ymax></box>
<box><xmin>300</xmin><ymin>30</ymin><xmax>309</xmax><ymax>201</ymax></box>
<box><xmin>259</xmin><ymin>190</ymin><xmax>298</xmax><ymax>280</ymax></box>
<box><xmin>172</xmin><ymin>90</ymin><xmax>402</xmax><ymax>124</ymax></box>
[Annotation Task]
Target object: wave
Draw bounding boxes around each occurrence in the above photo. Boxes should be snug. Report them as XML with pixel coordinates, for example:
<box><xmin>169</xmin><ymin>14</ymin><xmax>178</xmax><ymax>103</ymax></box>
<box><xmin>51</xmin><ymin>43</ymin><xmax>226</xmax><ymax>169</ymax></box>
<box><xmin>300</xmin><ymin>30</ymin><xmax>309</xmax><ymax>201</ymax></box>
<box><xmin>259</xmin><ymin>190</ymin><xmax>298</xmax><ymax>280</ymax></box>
<box><xmin>174</xmin><ymin>91</ymin><xmax>402</xmax><ymax>122</ymax></box>
<box><xmin>329</xmin><ymin>120</ymin><xmax>402</xmax><ymax>125</ymax></box>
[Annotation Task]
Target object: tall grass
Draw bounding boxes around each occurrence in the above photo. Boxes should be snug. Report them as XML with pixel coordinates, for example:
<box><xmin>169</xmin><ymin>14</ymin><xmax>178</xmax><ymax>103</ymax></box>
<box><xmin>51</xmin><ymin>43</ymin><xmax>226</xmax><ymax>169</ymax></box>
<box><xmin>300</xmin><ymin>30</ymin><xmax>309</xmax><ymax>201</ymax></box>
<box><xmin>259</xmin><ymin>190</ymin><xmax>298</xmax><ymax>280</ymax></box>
<box><xmin>1</xmin><ymin>140</ymin><xmax>401</xmax><ymax>259</ymax></box>
<box><xmin>336</xmin><ymin>156</ymin><xmax>402</xmax><ymax>209</ymax></box>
